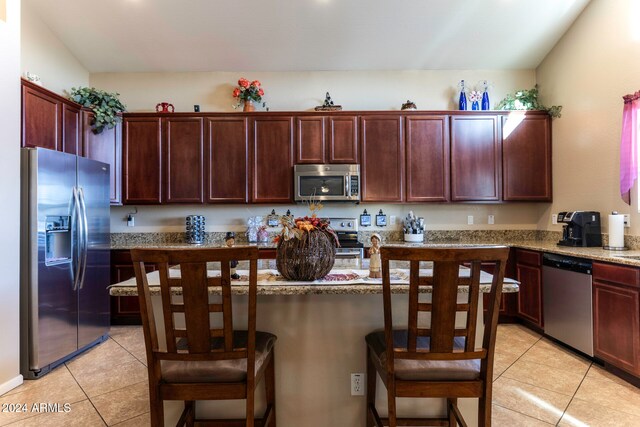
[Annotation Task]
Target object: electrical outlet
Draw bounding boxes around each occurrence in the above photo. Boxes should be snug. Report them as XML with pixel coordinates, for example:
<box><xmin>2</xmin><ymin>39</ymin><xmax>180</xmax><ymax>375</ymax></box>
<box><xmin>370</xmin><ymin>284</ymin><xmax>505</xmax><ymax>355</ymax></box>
<box><xmin>390</xmin><ymin>215</ymin><xmax>397</xmax><ymax>226</ymax></box>
<box><xmin>351</xmin><ymin>373</ymin><xmax>365</xmax><ymax>396</ymax></box>
<box><xmin>552</xmin><ymin>214</ymin><xmax>558</xmax><ymax>225</ymax></box>
<box><xmin>126</xmin><ymin>214</ymin><xmax>135</xmax><ymax>227</ymax></box>
<box><xmin>467</xmin><ymin>215</ymin><xmax>474</xmax><ymax>225</ymax></box>
<box><xmin>624</xmin><ymin>214</ymin><xmax>630</xmax><ymax>228</ymax></box>
<box><xmin>488</xmin><ymin>215</ymin><xmax>495</xmax><ymax>225</ymax></box>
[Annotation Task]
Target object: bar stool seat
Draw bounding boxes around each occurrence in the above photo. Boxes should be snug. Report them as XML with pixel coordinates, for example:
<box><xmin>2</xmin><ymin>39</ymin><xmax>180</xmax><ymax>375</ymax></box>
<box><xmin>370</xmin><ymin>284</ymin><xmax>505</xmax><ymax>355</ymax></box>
<box><xmin>366</xmin><ymin>330</ymin><xmax>480</xmax><ymax>381</ymax></box>
<box><xmin>162</xmin><ymin>331</ymin><xmax>277</xmax><ymax>383</ymax></box>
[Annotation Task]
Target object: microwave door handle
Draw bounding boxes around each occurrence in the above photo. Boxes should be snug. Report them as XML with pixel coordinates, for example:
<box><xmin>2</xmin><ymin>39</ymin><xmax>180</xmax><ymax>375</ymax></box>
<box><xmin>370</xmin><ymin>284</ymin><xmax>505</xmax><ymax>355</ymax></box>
<box><xmin>345</xmin><ymin>174</ymin><xmax>350</xmax><ymax>197</ymax></box>
<box><xmin>72</xmin><ymin>187</ymin><xmax>82</xmax><ymax>291</ymax></box>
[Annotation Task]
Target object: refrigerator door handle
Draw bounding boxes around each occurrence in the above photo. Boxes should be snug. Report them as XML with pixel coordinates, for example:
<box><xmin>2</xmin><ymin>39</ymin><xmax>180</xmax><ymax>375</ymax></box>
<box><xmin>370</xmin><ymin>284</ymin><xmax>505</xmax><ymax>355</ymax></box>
<box><xmin>78</xmin><ymin>187</ymin><xmax>89</xmax><ymax>290</ymax></box>
<box><xmin>72</xmin><ymin>186</ymin><xmax>83</xmax><ymax>291</ymax></box>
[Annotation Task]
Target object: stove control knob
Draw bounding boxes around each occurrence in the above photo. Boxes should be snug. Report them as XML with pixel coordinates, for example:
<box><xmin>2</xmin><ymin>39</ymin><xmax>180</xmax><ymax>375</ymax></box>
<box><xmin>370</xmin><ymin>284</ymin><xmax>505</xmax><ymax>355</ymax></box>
<box><xmin>348</xmin><ymin>222</ymin><xmax>353</xmax><ymax>227</ymax></box>
<box><xmin>341</xmin><ymin>222</ymin><xmax>346</xmax><ymax>227</ymax></box>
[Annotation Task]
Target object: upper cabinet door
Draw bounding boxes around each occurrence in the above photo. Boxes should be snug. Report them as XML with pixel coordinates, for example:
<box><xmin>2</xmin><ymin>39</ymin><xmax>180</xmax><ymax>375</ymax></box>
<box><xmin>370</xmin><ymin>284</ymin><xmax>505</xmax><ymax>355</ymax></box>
<box><xmin>206</xmin><ymin>117</ymin><xmax>249</xmax><ymax>203</ymax></box>
<box><xmin>296</xmin><ymin>116</ymin><xmax>326</xmax><ymax>164</ymax></box>
<box><xmin>360</xmin><ymin>115</ymin><xmax>404</xmax><ymax>202</ymax></box>
<box><xmin>164</xmin><ymin>117</ymin><xmax>204</xmax><ymax>204</ymax></box>
<box><xmin>22</xmin><ymin>84</ymin><xmax>61</xmax><ymax>151</ymax></box>
<box><xmin>450</xmin><ymin>115</ymin><xmax>501</xmax><ymax>201</ymax></box>
<box><xmin>123</xmin><ymin>117</ymin><xmax>162</xmax><ymax>204</ymax></box>
<box><xmin>62</xmin><ymin>103</ymin><xmax>81</xmax><ymax>155</ymax></box>
<box><xmin>405</xmin><ymin>115</ymin><xmax>450</xmax><ymax>202</ymax></box>
<box><xmin>502</xmin><ymin>114</ymin><xmax>552</xmax><ymax>201</ymax></box>
<box><xmin>251</xmin><ymin>117</ymin><xmax>294</xmax><ymax>203</ymax></box>
<box><xmin>82</xmin><ymin>111</ymin><xmax>122</xmax><ymax>205</ymax></box>
<box><xmin>328</xmin><ymin>116</ymin><xmax>358</xmax><ymax>163</ymax></box>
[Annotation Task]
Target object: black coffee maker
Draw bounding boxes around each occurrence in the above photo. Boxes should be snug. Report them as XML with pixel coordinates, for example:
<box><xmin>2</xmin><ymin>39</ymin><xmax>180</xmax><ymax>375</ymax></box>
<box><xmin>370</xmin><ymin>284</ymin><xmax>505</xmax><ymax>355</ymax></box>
<box><xmin>557</xmin><ymin>211</ymin><xmax>602</xmax><ymax>247</ymax></box>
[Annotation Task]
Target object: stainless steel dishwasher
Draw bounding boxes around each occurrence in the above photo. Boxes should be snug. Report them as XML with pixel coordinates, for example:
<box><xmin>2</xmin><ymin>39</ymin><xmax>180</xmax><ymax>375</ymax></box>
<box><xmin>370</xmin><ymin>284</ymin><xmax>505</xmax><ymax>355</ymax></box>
<box><xmin>542</xmin><ymin>253</ymin><xmax>594</xmax><ymax>356</ymax></box>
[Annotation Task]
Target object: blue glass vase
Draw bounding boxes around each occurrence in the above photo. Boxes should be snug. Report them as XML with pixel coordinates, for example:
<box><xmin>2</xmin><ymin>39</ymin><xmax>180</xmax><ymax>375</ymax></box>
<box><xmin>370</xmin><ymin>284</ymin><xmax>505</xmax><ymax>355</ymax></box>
<box><xmin>458</xmin><ymin>80</ymin><xmax>467</xmax><ymax>110</ymax></box>
<box><xmin>458</xmin><ymin>91</ymin><xmax>467</xmax><ymax>110</ymax></box>
<box><xmin>472</xmin><ymin>101</ymin><xmax>479</xmax><ymax>110</ymax></box>
<box><xmin>481</xmin><ymin>91</ymin><xmax>490</xmax><ymax>110</ymax></box>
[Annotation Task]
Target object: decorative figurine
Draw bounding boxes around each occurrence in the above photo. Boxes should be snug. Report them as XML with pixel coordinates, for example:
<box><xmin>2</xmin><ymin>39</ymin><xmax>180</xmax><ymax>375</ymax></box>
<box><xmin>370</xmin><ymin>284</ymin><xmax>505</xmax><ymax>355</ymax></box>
<box><xmin>315</xmin><ymin>92</ymin><xmax>343</xmax><ymax>111</ymax></box>
<box><xmin>401</xmin><ymin>100</ymin><xmax>417</xmax><ymax>110</ymax></box>
<box><xmin>369</xmin><ymin>233</ymin><xmax>382</xmax><ymax>279</ymax></box>
<box><xmin>225</xmin><ymin>232</ymin><xmax>240</xmax><ymax>279</ymax></box>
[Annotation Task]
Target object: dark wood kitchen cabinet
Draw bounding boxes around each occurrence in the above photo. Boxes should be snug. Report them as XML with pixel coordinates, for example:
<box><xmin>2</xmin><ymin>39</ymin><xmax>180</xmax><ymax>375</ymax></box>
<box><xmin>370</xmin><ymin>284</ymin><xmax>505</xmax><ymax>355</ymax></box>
<box><xmin>593</xmin><ymin>262</ymin><xmax>640</xmax><ymax>376</ymax></box>
<box><xmin>62</xmin><ymin>103</ymin><xmax>81</xmax><ymax>155</ymax></box>
<box><xmin>360</xmin><ymin>115</ymin><xmax>404</xmax><ymax>202</ymax></box>
<box><xmin>206</xmin><ymin>117</ymin><xmax>250</xmax><ymax>203</ymax></box>
<box><xmin>296</xmin><ymin>116</ymin><xmax>326</xmax><ymax>164</ymax></box>
<box><xmin>163</xmin><ymin>116</ymin><xmax>204</xmax><ymax>203</ymax></box>
<box><xmin>82</xmin><ymin>111</ymin><xmax>122</xmax><ymax>205</ymax></box>
<box><xmin>328</xmin><ymin>115</ymin><xmax>358</xmax><ymax>163</ymax></box>
<box><xmin>295</xmin><ymin>115</ymin><xmax>359</xmax><ymax>164</ymax></box>
<box><xmin>515</xmin><ymin>249</ymin><xmax>543</xmax><ymax>329</ymax></box>
<box><xmin>123</xmin><ymin>117</ymin><xmax>163</xmax><ymax>204</ymax></box>
<box><xmin>450</xmin><ymin>115</ymin><xmax>501</xmax><ymax>201</ymax></box>
<box><xmin>21</xmin><ymin>80</ymin><xmax>61</xmax><ymax>151</ymax></box>
<box><xmin>502</xmin><ymin>113</ymin><xmax>552</xmax><ymax>201</ymax></box>
<box><xmin>251</xmin><ymin>116</ymin><xmax>294</xmax><ymax>203</ymax></box>
<box><xmin>110</xmin><ymin>250</ymin><xmax>157</xmax><ymax>325</ymax></box>
<box><xmin>405</xmin><ymin>115</ymin><xmax>450</xmax><ymax>202</ymax></box>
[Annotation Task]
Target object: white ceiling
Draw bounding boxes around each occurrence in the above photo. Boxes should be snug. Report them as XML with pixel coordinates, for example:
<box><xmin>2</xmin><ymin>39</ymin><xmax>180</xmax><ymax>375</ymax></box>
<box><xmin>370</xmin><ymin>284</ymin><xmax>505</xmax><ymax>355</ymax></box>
<box><xmin>26</xmin><ymin>0</ymin><xmax>590</xmax><ymax>73</ymax></box>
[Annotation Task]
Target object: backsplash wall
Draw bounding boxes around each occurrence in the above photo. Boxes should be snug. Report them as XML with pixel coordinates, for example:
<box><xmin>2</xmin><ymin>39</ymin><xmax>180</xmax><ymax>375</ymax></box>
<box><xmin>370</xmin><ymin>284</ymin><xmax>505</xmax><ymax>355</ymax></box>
<box><xmin>110</xmin><ymin>203</ymin><xmax>552</xmax><ymax>233</ymax></box>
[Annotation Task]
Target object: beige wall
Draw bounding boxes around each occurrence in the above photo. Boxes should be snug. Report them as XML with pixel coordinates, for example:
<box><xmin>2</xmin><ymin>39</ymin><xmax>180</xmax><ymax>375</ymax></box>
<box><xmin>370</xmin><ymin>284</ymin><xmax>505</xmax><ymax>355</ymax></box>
<box><xmin>91</xmin><ymin>69</ymin><xmax>535</xmax><ymax>113</ymax></box>
<box><xmin>98</xmin><ymin>69</ymin><xmax>554</xmax><ymax>232</ymax></box>
<box><xmin>536</xmin><ymin>0</ymin><xmax>640</xmax><ymax>235</ymax></box>
<box><xmin>0</xmin><ymin>0</ymin><xmax>22</xmax><ymax>393</ymax></box>
<box><xmin>21</xmin><ymin>0</ymin><xmax>88</xmax><ymax>95</ymax></box>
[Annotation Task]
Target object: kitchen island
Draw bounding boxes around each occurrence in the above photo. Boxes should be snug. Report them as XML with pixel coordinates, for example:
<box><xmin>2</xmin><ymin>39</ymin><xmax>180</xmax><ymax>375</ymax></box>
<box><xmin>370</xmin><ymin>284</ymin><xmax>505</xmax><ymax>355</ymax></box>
<box><xmin>110</xmin><ymin>258</ymin><xmax>518</xmax><ymax>427</ymax></box>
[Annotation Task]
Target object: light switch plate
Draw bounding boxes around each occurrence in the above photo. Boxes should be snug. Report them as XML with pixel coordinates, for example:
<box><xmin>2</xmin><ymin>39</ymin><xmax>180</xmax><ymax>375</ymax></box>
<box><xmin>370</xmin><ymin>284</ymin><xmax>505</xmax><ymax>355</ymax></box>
<box><xmin>624</xmin><ymin>214</ymin><xmax>630</xmax><ymax>228</ymax></box>
<box><xmin>467</xmin><ymin>215</ymin><xmax>474</xmax><ymax>225</ymax></box>
<box><xmin>488</xmin><ymin>215</ymin><xmax>495</xmax><ymax>225</ymax></box>
<box><xmin>552</xmin><ymin>214</ymin><xmax>558</xmax><ymax>225</ymax></box>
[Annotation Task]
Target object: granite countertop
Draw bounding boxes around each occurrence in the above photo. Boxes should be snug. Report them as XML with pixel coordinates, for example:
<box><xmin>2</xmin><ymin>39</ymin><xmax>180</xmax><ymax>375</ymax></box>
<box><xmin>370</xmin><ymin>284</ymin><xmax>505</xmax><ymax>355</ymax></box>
<box><xmin>109</xmin><ymin>258</ymin><xmax>520</xmax><ymax>297</ymax></box>
<box><xmin>378</xmin><ymin>240</ymin><xmax>640</xmax><ymax>267</ymax></box>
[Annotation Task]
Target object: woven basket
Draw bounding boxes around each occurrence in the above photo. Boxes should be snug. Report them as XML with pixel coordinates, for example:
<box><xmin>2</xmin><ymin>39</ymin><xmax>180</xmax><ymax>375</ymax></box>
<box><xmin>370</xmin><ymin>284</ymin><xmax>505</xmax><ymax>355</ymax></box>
<box><xmin>276</xmin><ymin>230</ymin><xmax>336</xmax><ymax>281</ymax></box>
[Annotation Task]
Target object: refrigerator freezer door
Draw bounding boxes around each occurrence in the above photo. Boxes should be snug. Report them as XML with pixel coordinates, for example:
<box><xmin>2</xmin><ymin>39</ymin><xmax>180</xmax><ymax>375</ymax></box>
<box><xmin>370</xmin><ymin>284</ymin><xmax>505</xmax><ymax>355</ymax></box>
<box><xmin>21</xmin><ymin>148</ymin><xmax>79</xmax><ymax>374</ymax></box>
<box><xmin>76</xmin><ymin>156</ymin><xmax>110</xmax><ymax>348</ymax></box>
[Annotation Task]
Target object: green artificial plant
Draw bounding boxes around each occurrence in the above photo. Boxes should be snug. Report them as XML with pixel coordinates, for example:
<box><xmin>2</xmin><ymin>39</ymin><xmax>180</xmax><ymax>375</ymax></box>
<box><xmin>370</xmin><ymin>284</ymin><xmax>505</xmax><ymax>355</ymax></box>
<box><xmin>69</xmin><ymin>87</ymin><xmax>126</xmax><ymax>134</ymax></box>
<box><xmin>496</xmin><ymin>85</ymin><xmax>562</xmax><ymax>118</ymax></box>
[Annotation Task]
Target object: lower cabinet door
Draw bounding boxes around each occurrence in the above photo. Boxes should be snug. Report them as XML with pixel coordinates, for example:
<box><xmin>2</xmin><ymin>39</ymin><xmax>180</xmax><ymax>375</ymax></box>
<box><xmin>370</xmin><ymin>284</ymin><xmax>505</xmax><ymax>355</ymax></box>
<box><xmin>593</xmin><ymin>281</ymin><xmax>640</xmax><ymax>375</ymax></box>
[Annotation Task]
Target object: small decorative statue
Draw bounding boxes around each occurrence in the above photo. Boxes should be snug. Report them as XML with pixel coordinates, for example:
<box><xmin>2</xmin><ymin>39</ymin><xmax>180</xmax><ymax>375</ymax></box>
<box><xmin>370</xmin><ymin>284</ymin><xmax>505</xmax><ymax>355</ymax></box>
<box><xmin>225</xmin><ymin>232</ymin><xmax>240</xmax><ymax>279</ymax></box>
<box><xmin>401</xmin><ymin>100</ymin><xmax>417</xmax><ymax>110</ymax></box>
<box><xmin>369</xmin><ymin>233</ymin><xmax>382</xmax><ymax>279</ymax></box>
<box><xmin>315</xmin><ymin>92</ymin><xmax>343</xmax><ymax>111</ymax></box>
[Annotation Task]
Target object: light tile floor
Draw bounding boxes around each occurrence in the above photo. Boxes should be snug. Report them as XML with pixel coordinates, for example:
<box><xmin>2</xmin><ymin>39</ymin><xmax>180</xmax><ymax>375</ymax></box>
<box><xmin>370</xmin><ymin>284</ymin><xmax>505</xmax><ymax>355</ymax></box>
<box><xmin>1</xmin><ymin>324</ymin><xmax>639</xmax><ymax>426</ymax></box>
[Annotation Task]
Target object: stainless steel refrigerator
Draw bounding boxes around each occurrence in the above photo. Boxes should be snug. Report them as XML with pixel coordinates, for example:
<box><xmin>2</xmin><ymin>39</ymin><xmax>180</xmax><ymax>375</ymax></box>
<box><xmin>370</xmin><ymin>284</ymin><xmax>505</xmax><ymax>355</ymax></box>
<box><xmin>20</xmin><ymin>147</ymin><xmax>110</xmax><ymax>379</ymax></box>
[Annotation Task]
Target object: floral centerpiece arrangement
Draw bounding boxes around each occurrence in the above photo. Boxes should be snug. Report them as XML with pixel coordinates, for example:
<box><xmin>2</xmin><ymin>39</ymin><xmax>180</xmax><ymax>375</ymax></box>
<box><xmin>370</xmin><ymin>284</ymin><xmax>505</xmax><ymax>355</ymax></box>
<box><xmin>232</xmin><ymin>78</ymin><xmax>266</xmax><ymax>111</ymax></box>
<box><xmin>274</xmin><ymin>201</ymin><xmax>339</xmax><ymax>281</ymax></box>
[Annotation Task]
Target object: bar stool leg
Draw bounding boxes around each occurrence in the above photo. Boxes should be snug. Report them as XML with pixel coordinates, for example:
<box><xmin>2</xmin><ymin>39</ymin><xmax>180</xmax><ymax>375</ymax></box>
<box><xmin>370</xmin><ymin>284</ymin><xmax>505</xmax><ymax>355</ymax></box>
<box><xmin>366</xmin><ymin>348</ymin><xmax>376</xmax><ymax>427</ymax></box>
<box><xmin>386</xmin><ymin>377</ymin><xmax>397</xmax><ymax>427</ymax></box>
<box><xmin>265</xmin><ymin>350</ymin><xmax>276</xmax><ymax>426</ymax></box>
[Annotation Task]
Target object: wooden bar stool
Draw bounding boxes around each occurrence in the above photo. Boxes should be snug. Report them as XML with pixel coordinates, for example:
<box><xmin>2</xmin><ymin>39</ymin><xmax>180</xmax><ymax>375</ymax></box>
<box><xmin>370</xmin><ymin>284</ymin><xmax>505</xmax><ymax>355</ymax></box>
<box><xmin>365</xmin><ymin>246</ymin><xmax>509</xmax><ymax>427</ymax></box>
<box><xmin>131</xmin><ymin>247</ymin><xmax>276</xmax><ymax>427</ymax></box>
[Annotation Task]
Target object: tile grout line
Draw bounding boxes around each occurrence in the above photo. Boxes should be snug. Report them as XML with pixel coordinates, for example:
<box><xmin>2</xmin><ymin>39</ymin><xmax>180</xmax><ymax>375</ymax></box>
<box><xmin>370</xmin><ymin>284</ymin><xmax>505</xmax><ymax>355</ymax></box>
<box><xmin>493</xmin><ymin>331</ymin><xmax>542</xmax><ymax>382</ymax></box>
<box><xmin>554</xmin><ymin>362</ymin><xmax>593</xmax><ymax>426</ymax></box>
<box><xmin>492</xmin><ymin>402</ymin><xmax>556</xmax><ymax>426</ymax></box>
<box><xmin>64</xmin><ymin>362</ymin><xmax>110</xmax><ymax>427</ymax></box>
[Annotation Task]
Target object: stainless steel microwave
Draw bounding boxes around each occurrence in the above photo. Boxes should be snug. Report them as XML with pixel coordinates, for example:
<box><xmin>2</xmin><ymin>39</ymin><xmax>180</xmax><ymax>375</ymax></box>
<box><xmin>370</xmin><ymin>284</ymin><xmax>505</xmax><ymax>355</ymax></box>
<box><xmin>294</xmin><ymin>164</ymin><xmax>360</xmax><ymax>202</ymax></box>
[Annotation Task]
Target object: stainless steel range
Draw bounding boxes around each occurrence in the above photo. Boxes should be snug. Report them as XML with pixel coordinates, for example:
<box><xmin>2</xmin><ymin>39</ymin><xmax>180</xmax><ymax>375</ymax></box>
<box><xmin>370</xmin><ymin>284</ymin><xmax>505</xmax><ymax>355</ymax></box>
<box><xmin>328</xmin><ymin>218</ymin><xmax>363</xmax><ymax>259</ymax></box>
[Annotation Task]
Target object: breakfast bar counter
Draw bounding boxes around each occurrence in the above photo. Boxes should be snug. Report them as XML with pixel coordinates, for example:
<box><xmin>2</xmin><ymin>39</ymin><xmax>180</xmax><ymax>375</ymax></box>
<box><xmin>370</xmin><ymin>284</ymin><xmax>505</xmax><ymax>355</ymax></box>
<box><xmin>109</xmin><ymin>257</ymin><xmax>517</xmax><ymax>427</ymax></box>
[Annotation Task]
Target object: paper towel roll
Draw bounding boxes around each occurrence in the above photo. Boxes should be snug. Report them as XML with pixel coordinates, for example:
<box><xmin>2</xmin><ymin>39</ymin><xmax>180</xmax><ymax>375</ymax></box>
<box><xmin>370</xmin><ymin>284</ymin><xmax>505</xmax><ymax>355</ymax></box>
<box><xmin>609</xmin><ymin>214</ymin><xmax>625</xmax><ymax>248</ymax></box>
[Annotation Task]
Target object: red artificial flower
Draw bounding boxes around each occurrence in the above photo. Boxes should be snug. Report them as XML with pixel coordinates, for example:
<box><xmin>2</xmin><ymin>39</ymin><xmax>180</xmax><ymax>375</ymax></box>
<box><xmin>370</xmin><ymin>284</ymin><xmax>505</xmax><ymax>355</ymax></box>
<box><xmin>232</xmin><ymin>88</ymin><xmax>240</xmax><ymax>97</ymax></box>
<box><xmin>238</xmin><ymin>78</ymin><xmax>250</xmax><ymax>88</ymax></box>
<box><xmin>251</xmin><ymin>80</ymin><xmax>261</xmax><ymax>87</ymax></box>
<box><xmin>258</xmin><ymin>88</ymin><xmax>264</xmax><ymax>96</ymax></box>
